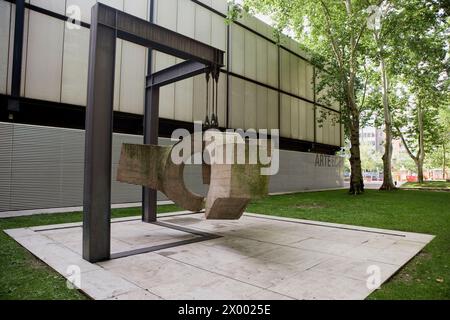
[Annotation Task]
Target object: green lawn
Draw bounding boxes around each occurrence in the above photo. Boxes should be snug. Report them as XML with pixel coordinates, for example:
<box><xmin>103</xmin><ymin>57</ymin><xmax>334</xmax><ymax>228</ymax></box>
<box><xmin>1</xmin><ymin>189</ymin><xmax>449</xmax><ymax>300</ymax></box>
<box><xmin>0</xmin><ymin>205</ymin><xmax>180</xmax><ymax>300</ymax></box>
<box><xmin>247</xmin><ymin>189</ymin><xmax>450</xmax><ymax>300</ymax></box>
<box><xmin>401</xmin><ymin>181</ymin><xmax>450</xmax><ymax>190</ymax></box>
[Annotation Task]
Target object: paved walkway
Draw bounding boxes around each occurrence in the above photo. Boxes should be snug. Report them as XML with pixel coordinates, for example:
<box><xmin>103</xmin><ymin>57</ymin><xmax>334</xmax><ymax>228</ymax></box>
<box><xmin>6</xmin><ymin>212</ymin><xmax>433</xmax><ymax>300</ymax></box>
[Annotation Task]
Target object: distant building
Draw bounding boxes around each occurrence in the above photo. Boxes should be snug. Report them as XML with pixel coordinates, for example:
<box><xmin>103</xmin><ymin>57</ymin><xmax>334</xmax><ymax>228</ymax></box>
<box><xmin>360</xmin><ymin>126</ymin><xmax>385</xmax><ymax>153</ymax></box>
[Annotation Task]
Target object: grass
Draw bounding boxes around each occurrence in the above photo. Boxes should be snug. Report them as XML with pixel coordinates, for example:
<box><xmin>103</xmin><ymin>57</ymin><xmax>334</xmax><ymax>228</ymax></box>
<box><xmin>0</xmin><ymin>204</ymin><xmax>180</xmax><ymax>300</ymax></box>
<box><xmin>401</xmin><ymin>181</ymin><xmax>450</xmax><ymax>190</ymax></box>
<box><xmin>1</xmin><ymin>189</ymin><xmax>449</xmax><ymax>300</ymax></box>
<box><xmin>247</xmin><ymin>189</ymin><xmax>450</xmax><ymax>300</ymax></box>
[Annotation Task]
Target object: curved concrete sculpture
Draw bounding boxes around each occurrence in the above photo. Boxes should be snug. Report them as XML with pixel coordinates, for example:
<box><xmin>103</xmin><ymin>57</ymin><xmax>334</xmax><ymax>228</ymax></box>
<box><xmin>117</xmin><ymin>144</ymin><xmax>205</xmax><ymax>212</ymax></box>
<box><xmin>117</xmin><ymin>133</ymin><xmax>270</xmax><ymax>220</ymax></box>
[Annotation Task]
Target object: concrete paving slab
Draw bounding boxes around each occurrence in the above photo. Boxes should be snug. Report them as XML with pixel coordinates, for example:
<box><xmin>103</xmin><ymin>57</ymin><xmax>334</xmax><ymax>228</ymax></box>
<box><xmin>5</xmin><ymin>212</ymin><xmax>434</xmax><ymax>300</ymax></box>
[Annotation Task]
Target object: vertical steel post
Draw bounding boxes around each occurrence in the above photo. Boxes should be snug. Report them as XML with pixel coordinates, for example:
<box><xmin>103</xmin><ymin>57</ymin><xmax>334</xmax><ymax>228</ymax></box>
<box><xmin>142</xmin><ymin>81</ymin><xmax>160</xmax><ymax>223</ymax></box>
<box><xmin>142</xmin><ymin>0</ymin><xmax>158</xmax><ymax>223</ymax></box>
<box><xmin>83</xmin><ymin>6</ymin><xmax>117</xmax><ymax>263</ymax></box>
<box><xmin>8</xmin><ymin>0</ymin><xmax>25</xmax><ymax>112</ymax></box>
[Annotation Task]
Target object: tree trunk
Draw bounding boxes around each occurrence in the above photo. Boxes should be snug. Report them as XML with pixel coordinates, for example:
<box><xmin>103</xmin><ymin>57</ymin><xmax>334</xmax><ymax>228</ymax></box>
<box><xmin>378</xmin><ymin>53</ymin><xmax>396</xmax><ymax>190</ymax></box>
<box><xmin>443</xmin><ymin>143</ymin><xmax>447</xmax><ymax>180</ymax></box>
<box><xmin>417</xmin><ymin>159</ymin><xmax>424</xmax><ymax>183</ymax></box>
<box><xmin>417</xmin><ymin>101</ymin><xmax>425</xmax><ymax>183</ymax></box>
<box><xmin>348</xmin><ymin>115</ymin><xmax>364</xmax><ymax>194</ymax></box>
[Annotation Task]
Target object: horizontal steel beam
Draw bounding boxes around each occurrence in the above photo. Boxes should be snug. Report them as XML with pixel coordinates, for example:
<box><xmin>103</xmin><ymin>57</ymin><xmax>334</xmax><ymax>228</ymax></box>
<box><xmin>147</xmin><ymin>61</ymin><xmax>207</xmax><ymax>88</ymax></box>
<box><xmin>95</xmin><ymin>3</ymin><xmax>224</xmax><ymax>67</ymax></box>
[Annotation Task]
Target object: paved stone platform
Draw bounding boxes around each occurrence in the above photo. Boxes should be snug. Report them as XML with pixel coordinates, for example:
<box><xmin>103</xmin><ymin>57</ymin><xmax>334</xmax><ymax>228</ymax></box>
<box><xmin>5</xmin><ymin>212</ymin><xmax>434</xmax><ymax>300</ymax></box>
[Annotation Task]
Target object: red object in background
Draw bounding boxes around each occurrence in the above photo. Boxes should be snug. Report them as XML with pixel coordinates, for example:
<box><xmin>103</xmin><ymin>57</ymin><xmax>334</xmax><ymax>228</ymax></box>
<box><xmin>406</xmin><ymin>176</ymin><xmax>418</xmax><ymax>182</ymax></box>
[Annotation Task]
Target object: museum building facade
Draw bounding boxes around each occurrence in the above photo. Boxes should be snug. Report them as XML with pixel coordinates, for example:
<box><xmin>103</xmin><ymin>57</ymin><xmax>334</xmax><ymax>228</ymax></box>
<box><xmin>0</xmin><ymin>0</ymin><xmax>344</xmax><ymax>212</ymax></box>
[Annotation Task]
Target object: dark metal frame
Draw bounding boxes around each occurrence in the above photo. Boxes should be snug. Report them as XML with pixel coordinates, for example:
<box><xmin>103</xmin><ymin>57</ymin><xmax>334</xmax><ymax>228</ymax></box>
<box><xmin>83</xmin><ymin>3</ymin><xmax>224</xmax><ymax>262</ymax></box>
<box><xmin>8</xmin><ymin>0</ymin><xmax>25</xmax><ymax>112</ymax></box>
<box><xmin>110</xmin><ymin>221</ymin><xmax>221</xmax><ymax>260</ymax></box>
<box><xmin>34</xmin><ymin>212</ymin><xmax>222</xmax><ymax>260</ymax></box>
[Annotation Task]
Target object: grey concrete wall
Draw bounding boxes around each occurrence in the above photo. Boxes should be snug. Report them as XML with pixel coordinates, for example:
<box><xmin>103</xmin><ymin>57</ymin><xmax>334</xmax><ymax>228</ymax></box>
<box><xmin>270</xmin><ymin>150</ymin><xmax>344</xmax><ymax>193</ymax></box>
<box><xmin>0</xmin><ymin>122</ymin><xmax>343</xmax><ymax>212</ymax></box>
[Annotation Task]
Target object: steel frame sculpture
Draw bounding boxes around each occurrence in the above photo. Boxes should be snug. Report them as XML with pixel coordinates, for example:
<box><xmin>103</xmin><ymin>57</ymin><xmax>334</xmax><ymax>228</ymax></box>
<box><xmin>83</xmin><ymin>3</ymin><xmax>224</xmax><ymax>263</ymax></box>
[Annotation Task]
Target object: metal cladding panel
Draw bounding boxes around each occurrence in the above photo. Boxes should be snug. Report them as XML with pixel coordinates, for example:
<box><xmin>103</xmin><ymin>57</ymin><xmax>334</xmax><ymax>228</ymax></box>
<box><xmin>195</xmin><ymin>0</ymin><xmax>212</xmax><ymax>6</ymax></box>
<box><xmin>244</xmin><ymin>31</ymin><xmax>257</xmax><ymax>80</ymax></box>
<box><xmin>66</xmin><ymin>0</ymin><xmax>96</xmax><ymax>24</ymax></box>
<box><xmin>0</xmin><ymin>123</ymin><xmax>174</xmax><ymax>212</ymax></box>
<box><xmin>298</xmin><ymin>100</ymin><xmax>307</xmax><ymax>140</ymax></box>
<box><xmin>316</xmin><ymin>107</ymin><xmax>323</xmax><ymax>144</ymax></box>
<box><xmin>305</xmin><ymin>102</ymin><xmax>315</xmax><ymax>142</ymax></box>
<box><xmin>211</xmin><ymin>14</ymin><xmax>227</xmax><ymax>52</ymax></box>
<box><xmin>124</xmin><ymin>0</ymin><xmax>148</xmax><ymax>20</ymax></box>
<box><xmin>256</xmin><ymin>37</ymin><xmax>268</xmax><ymax>84</ymax></box>
<box><xmin>156</xmin><ymin>0</ymin><xmax>177</xmax><ymax>31</ymax></box>
<box><xmin>267</xmin><ymin>88</ymin><xmax>279</xmax><ymax>130</ymax></box>
<box><xmin>6</xmin><ymin>2</ymin><xmax>14</xmax><ymax>95</ymax></box>
<box><xmin>61</xmin><ymin>26</ymin><xmax>90</xmax><ymax>106</ymax></box>
<box><xmin>177</xmin><ymin>0</ymin><xmax>196</xmax><ymax>38</ymax></box>
<box><xmin>230</xmin><ymin>76</ymin><xmax>245</xmax><ymax>129</ymax></box>
<box><xmin>155</xmin><ymin>52</ymin><xmax>176</xmax><ymax>119</ymax></box>
<box><xmin>305</xmin><ymin>63</ymin><xmax>315</xmax><ymax>101</ymax></box>
<box><xmin>211</xmin><ymin>0</ymin><xmax>228</xmax><ymax>15</ymax></box>
<box><xmin>113</xmin><ymin>40</ymin><xmax>122</xmax><ymax>111</ymax></box>
<box><xmin>231</xmin><ymin>24</ymin><xmax>244</xmax><ymax>75</ymax></box>
<box><xmin>298</xmin><ymin>59</ymin><xmax>306</xmax><ymax>98</ymax></box>
<box><xmin>192</xmin><ymin>74</ymin><xmax>206</xmax><ymax>122</ymax></box>
<box><xmin>0</xmin><ymin>123</ymin><xmax>343</xmax><ymax>212</ymax></box>
<box><xmin>0</xmin><ymin>123</ymin><xmax>12</xmax><ymax>211</ymax></box>
<box><xmin>98</xmin><ymin>0</ymin><xmax>124</xmax><ymax>11</ymax></box>
<box><xmin>267</xmin><ymin>43</ymin><xmax>278</xmax><ymax>88</ymax></box>
<box><xmin>290</xmin><ymin>54</ymin><xmax>299</xmax><ymax>96</ymax></box>
<box><xmin>9</xmin><ymin>124</ymin><xmax>63</xmax><ymax>210</ymax></box>
<box><xmin>255</xmin><ymin>16</ymin><xmax>270</xmax><ymax>40</ymax></box>
<box><xmin>280</xmin><ymin>93</ymin><xmax>291</xmax><ymax>138</ymax></box>
<box><xmin>323</xmin><ymin>113</ymin><xmax>331</xmax><ymax>145</ymax></box>
<box><xmin>290</xmin><ymin>97</ymin><xmax>299</xmax><ymax>139</ymax></box>
<box><xmin>195</xmin><ymin>4</ymin><xmax>212</xmax><ymax>45</ymax></box>
<box><xmin>244</xmin><ymin>81</ymin><xmax>257</xmax><ymax>130</ymax></box>
<box><xmin>159</xmin><ymin>84</ymin><xmax>176</xmax><ymax>119</ymax></box>
<box><xmin>2</xmin><ymin>0</ymin><xmax>341</xmax><ymax>146</ymax></box>
<box><xmin>237</xmin><ymin>11</ymin><xmax>257</xmax><ymax>30</ymax></box>
<box><xmin>25</xmin><ymin>12</ymin><xmax>64</xmax><ymax>102</ymax></box>
<box><xmin>256</xmin><ymin>85</ymin><xmax>268</xmax><ymax>130</ymax></box>
<box><xmin>175</xmin><ymin>77</ymin><xmax>194</xmax><ymax>122</ymax></box>
<box><xmin>280</xmin><ymin>49</ymin><xmax>290</xmax><ymax>93</ymax></box>
<box><xmin>119</xmin><ymin>40</ymin><xmax>146</xmax><ymax>115</ymax></box>
<box><xmin>30</xmin><ymin>0</ymin><xmax>66</xmax><ymax>14</ymax></box>
<box><xmin>315</xmin><ymin>106</ymin><xmax>339</xmax><ymax>145</ymax></box>
<box><xmin>217</xmin><ymin>74</ymin><xmax>227</xmax><ymax>127</ymax></box>
<box><xmin>0</xmin><ymin>0</ymin><xmax>10</xmax><ymax>94</ymax></box>
<box><xmin>60</xmin><ymin>128</ymin><xmax>84</xmax><ymax>206</ymax></box>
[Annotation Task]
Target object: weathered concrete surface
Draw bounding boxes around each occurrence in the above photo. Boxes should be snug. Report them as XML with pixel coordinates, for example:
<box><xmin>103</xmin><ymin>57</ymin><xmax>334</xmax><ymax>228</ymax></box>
<box><xmin>117</xmin><ymin>132</ymin><xmax>270</xmax><ymax>219</ymax></box>
<box><xmin>6</xmin><ymin>212</ymin><xmax>434</xmax><ymax>300</ymax></box>
<box><xmin>117</xmin><ymin>143</ymin><xmax>204</xmax><ymax>212</ymax></box>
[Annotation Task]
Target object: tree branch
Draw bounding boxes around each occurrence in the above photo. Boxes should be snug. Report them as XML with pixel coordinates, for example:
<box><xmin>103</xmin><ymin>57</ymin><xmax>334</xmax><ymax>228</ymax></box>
<box><xmin>319</xmin><ymin>0</ymin><xmax>344</xmax><ymax>69</ymax></box>
<box><xmin>395</xmin><ymin>125</ymin><xmax>417</xmax><ymax>161</ymax></box>
<box><xmin>359</xmin><ymin>62</ymin><xmax>369</xmax><ymax>111</ymax></box>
